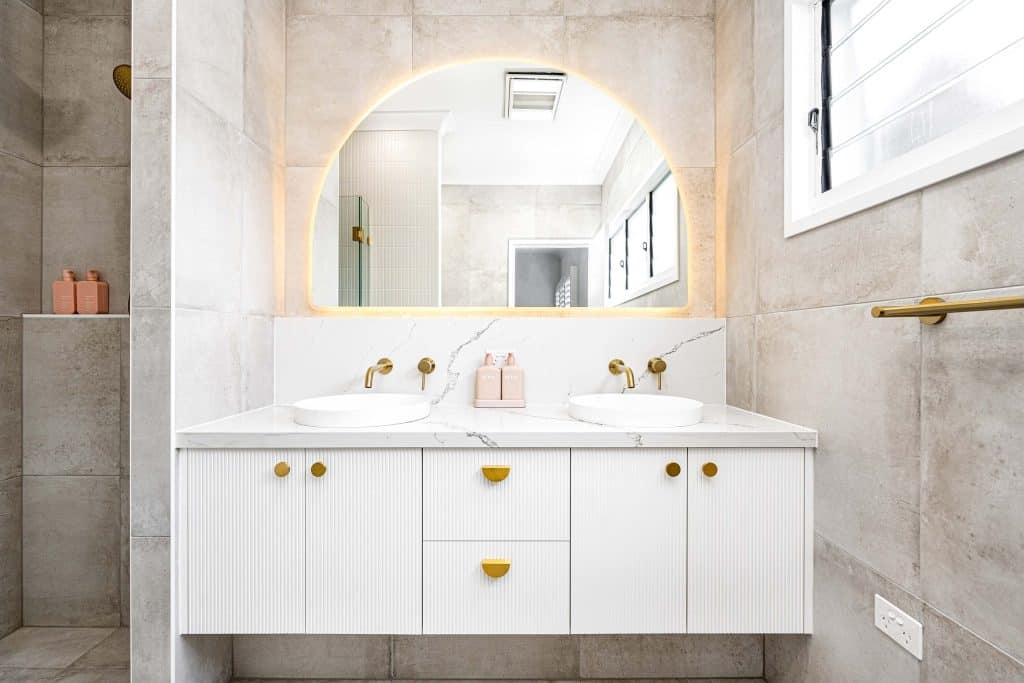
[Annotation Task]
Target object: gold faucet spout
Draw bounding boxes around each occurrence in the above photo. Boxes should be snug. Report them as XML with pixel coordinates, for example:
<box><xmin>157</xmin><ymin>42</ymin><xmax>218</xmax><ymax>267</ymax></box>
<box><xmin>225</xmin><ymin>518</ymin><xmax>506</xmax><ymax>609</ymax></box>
<box><xmin>608</xmin><ymin>358</ymin><xmax>636</xmax><ymax>389</ymax></box>
<box><xmin>364</xmin><ymin>357</ymin><xmax>393</xmax><ymax>389</ymax></box>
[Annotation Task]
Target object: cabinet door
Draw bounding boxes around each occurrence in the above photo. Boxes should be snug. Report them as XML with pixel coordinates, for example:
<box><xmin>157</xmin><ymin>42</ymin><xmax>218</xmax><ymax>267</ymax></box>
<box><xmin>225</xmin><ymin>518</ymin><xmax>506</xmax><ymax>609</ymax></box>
<box><xmin>305</xmin><ymin>449</ymin><xmax>421</xmax><ymax>633</ymax></box>
<box><xmin>687</xmin><ymin>448</ymin><xmax>806</xmax><ymax>633</ymax></box>
<box><xmin>571</xmin><ymin>448</ymin><xmax>686</xmax><ymax>633</ymax></box>
<box><xmin>181</xmin><ymin>449</ymin><xmax>304</xmax><ymax>634</ymax></box>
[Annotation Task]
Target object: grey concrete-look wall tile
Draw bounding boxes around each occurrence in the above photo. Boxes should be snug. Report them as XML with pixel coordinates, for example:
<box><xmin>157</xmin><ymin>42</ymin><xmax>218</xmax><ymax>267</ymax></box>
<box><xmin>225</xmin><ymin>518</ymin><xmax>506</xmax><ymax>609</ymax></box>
<box><xmin>0</xmin><ymin>626</ymin><xmax>114</xmax><ymax>669</ymax></box>
<box><xmin>392</xmin><ymin>635</ymin><xmax>579</xmax><ymax>680</ymax></box>
<box><xmin>753</xmin><ymin>0</ymin><xmax>783</xmax><ymax>130</ymax></box>
<box><xmin>176</xmin><ymin>0</ymin><xmax>244</xmax><ymax>128</ymax></box>
<box><xmin>132</xmin><ymin>0</ymin><xmax>171</xmax><ymax>78</ymax></box>
<box><xmin>564</xmin><ymin>0</ymin><xmax>714</xmax><ymax>16</ymax></box>
<box><xmin>68</xmin><ymin>626</ymin><xmax>129</xmax><ymax>670</ymax></box>
<box><xmin>289</xmin><ymin>0</ymin><xmax>411</xmax><ymax>14</ymax></box>
<box><xmin>174</xmin><ymin>89</ymin><xmax>243</xmax><ymax>313</ymax></box>
<box><xmin>242</xmin><ymin>314</ymin><xmax>274</xmax><ymax>410</ymax></box>
<box><xmin>42</xmin><ymin>166</ymin><xmax>130</xmax><ymax>313</ymax></box>
<box><xmin>414</xmin><ymin>13</ymin><xmax>564</xmax><ymax>72</ymax></box>
<box><xmin>241</xmin><ymin>139</ymin><xmax>279</xmax><ymax>316</ymax></box>
<box><xmin>174</xmin><ymin>635</ymin><xmax>232</xmax><ymax>683</ymax></box>
<box><xmin>578</xmin><ymin>634</ymin><xmax>763</xmax><ymax>678</ymax></box>
<box><xmin>921</xmin><ymin>151</ymin><xmax>1024</xmax><ymax>295</ymax></box>
<box><xmin>23</xmin><ymin>475</ymin><xmax>121</xmax><ymax>626</ymax></box>
<box><xmin>922</xmin><ymin>607</ymin><xmax>1024</xmax><ymax>682</ymax></box>
<box><xmin>0</xmin><ymin>0</ymin><xmax>42</xmax><ymax>164</ymax></box>
<box><xmin>766</xmin><ymin>535</ymin><xmax>922</xmax><ymax>683</ymax></box>
<box><xmin>233</xmin><ymin>635</ymin><xmax>390</xmax><ymax>679</ymax></box>
<box><xmin>920</xmin><ymin>286</ymin><xmax>1024</xmax><ymax>662</ymax></box>
<box><xmin>0</xmin><ymin>318</ymin><xmax>22</xmax><ymax>481</ymax></box>
<box><xmin>129</xmin><ymin>307</ymin><xmax>170</xmax><ymax>537</ymax></box>
<box><xmin>723</xmin><ymin>136</ymin><xmax>756</xmax><ymax>316</ymax></box>
<box><xmin>42</xmin><ymin>14</ymin><xmax>130</xmax><ymax>165</ymax></box>
<box><xmin>715</xmin><ymin>0</ymin><xmax>753</xmax><ymax>157</ymax></box>
<box><xmin>44</xmin><ymin>0</ymin><xmax>131</xmax><ymax>14</ymax></box>
<box><xmin>173</xmin><ymin>309</ymin><xmax>242</xmax><ymax>429</ymax></box>
<box><xmin>118</xmin><ymin>318</ymin><xmax>129</xmax><ymax>626</ymax></box>
<box><xmin>19</xmin><ymin>0</ymin><xmax>43</xmax><ymax>12</ymax></box>
<box><xmin>23</xmin><ymin>317</ymin><xmax>121</xmax><ymax>475</ymax></box>
<box><xmin>130</xmin><ymin>536</ymin><xmax>170</xmax><ymax>683</ymax></box>
<box><xmin>756</xmin><ymin>302</ymin><xmax>922</xmax><ymax>592</ymax></box>
<box><xmin>130</xmin><ymin>78</ymin><xmax>172</xmax><ymax>308</ymax></box>
<box><xmin>0</xmin><ymin>154</ymin><xmax>42</xmax><ymax>314</ymax></box>
<box><xmin>243</xmin><ymin>0</ymin><xmax>286</xmax><ymax>164</ymax></box>
<box><xmin>726</xmin><ymin>315</ymin><xmax>755</xmax><ymax>410</ymax></box>
<box><xmin>414</xmin><ymin>0</ymin><xmax>563</xmax><ymax>14</ymax></box>
<box><xmin>0</xmin><ymin>476</ymin><xmax>22</xmax><ymax>639</ymax></box>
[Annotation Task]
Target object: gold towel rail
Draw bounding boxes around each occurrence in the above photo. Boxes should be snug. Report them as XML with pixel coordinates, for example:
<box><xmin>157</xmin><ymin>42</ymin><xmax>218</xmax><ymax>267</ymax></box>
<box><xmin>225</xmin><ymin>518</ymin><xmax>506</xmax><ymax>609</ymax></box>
<box><xmin>871</xmin><ymin>296</ymin><xmax>1024</xmax><ymax>325</ymax></box>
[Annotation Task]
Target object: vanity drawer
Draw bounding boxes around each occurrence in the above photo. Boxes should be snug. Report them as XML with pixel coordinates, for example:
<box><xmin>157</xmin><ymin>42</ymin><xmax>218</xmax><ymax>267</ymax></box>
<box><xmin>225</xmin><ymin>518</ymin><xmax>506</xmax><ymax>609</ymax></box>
<box><xmin>423</xmin><ymin>541</ymin><xmax>569</xmax><ymax>634</ymax></box>
<box><xmin>423</xmin><ymin>448</ymin><xmax>569</xmax><ymax>540</ymax></box>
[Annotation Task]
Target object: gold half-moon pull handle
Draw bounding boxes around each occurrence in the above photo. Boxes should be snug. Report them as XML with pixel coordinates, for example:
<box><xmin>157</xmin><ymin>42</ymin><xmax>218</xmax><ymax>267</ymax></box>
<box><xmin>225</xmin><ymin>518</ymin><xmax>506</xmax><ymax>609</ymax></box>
<box><xmin>310</xmin><ymin>461</ymin><xmax>327</xmax><ymax>477</ymax></box>
<box><xmin>481</xmin><ymin>466</ymin><xmax>510</xmax><ymax>483</ymax></box>
<box><xmin>481</xmin><ymin>558</ymin><xmax>511</xmax><ymax>578</ymax></box>
<box><xmin>274</xmin><ymin>461</ymin><xmax>290</xmax><ymax>477</ymax></box>
<box><xmin>665</xmin><ymin>461</ymin><xmax>681</xmax><ymax>477</ymax></box>
<box><xmin>702</xmin><ymin>462</ymin><xmax>718</xmax><ymax>478</ymax></box>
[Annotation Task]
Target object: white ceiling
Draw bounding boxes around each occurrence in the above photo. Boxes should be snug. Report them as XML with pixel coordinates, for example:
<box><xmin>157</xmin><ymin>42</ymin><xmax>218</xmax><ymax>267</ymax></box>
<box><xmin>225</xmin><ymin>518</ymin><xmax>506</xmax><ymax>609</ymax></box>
<box><xmin>359</xmin><ymin>61</ymin><xmax>635</xmax><ymax>186</ymax></box>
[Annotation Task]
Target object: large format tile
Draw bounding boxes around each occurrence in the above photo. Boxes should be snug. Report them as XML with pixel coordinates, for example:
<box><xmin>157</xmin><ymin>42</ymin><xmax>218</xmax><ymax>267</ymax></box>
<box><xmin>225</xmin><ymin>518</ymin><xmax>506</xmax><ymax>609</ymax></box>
<box><xmin>753</xmin><ymin>0</ymin><xmax>783</xmax><ymax>130</ymax></box>
<box><xmin>23</xmin><ymin>476</ymin><xmax>121</xmax><ymax>626</ymax></box>
<box><xmin>67</xmin><ymin>627</ymin><xmax>129</xmax><ymax>670</ymax></box>
<box><xmin>0</xmin><ymin>318</ymin><xmax>21</xmax><ymax>481</ymax></box>
<box><xmin>286</xmin><ymin>14</ymin><xmax>412</xmax><ymax>166</ymax></box>
<box><xmin>766</xmin><ymin>536</ymin><xmax>922</xmax><ymax>683</ymax></box>
<box><xmin>0</xmin><ymin>477</ymin><xmax>22</xmax><ymax>639</ymax></box>
<box><xmin>392</xmin><ymin>635</ymin><xmax>578</xmax><ymax>680</ymax></box>
<box><xmin>176</xmin><ymin>0</ymin><xmax>244</xmax><ymax>128</ymax></box>
<box><xmin>414</xmin><ymin>0</ymin><xmax>563</xmax><ymax>15</ymax></box>
<box><xmin>564</xmin><ymin>0</ymin><xmax>713</xmax><ymax>16</ymax></box>
<box><xmin>722</xmin><ymin>137</ymin><xmax>755</xmax><ymax>316</ymax></box>
<box><xmin>132</xmin><ymin>0</ymin><xmax>171</xmax><ymax>78</ymax></box>
<box><xmin>174</xmin><ymin>635</ymin><xmax>232</xmax><ymax>683</ymax></box>
<box><xmin>565</xmin><ymin>14</ymin><xmax>715</xmax><ymax>168</ymax></box>
<box><xmin>42</xmin><ymin>14</ymin><xmax>130</xmax><ymax>165</ymax></box>
<box><xmin>288</xmin><ymin>0</ymin><xmax>412</xmax><ymax>14</ymax></box>
<box><xmin>578</xmin><ymin>635</ymin><xmax>763</xmax><ymax>678</ymax></box>
<box><xmin>241</xmin><ymin>315</ymin><xmax>274</xmax><ymax>410</ymax></box>
<box><xmin>130</xmin><ymin>536</ymin><xmax>170</xmax><ymax>683</ymax></box>
<box><xmin>241</xmin><ymin>139</ymin><xmax>279</xmax><ymax>316</ymax></box>
<box><xmin>43</xmin><ymin>0</ymin><xmax>130</xmax><ymax>14</ymax></box>
<box><xmin>725</xmin><ymin>314</ymin><xmax>754</xmax><ymax>410</ymax></box>
<box><xmin>284</xmin><ymin>166</ymin><xmax>325</xmax><ymax>314</ymax></box>
<box><xmin>42</xmin><ymin>166</ymin><xmax>130</xmax><ymax>313</ymax></box>
<box><xmin>130</xmin><ymin>78</ymin><xmax>172</xmax><ymax>308</ymax></box>
<box><xmin>243</xmin><ymin>0</ymin><xmax>285</xmax><ymax>162</ymax></box>
<box><xmin>233</xmin><ymin>635</ymin><xmax>390</xmax><ymax>679</ymax></box>
<box><xmin>0</xmin><ymin>154</ymin><xmax>42</xmax><ymax>314</ymax></box>
<box><xmin>921</xmin><ymin>151</ymin><xmax>1024</xmax><ymax>294</ymax></box>
<box><xmin>920</xmin><ymin>286</ymin><xmax>1024</xmax><ymax>662</ymax></box>
<box><xmin>23</xmin><ymin>317</ymin><xmax>121</xmax><ymax>476</ymax></box>
<box><xmin>715</xmin><ymin>0</ymin><xmax>753</xmax><ymax>156</ymax></box>
<box><xmin>756</xmin><ymin>302</ymin><xmax>922</xmax><ymax>592</ymax></box>
<box><xmin>921</xmin><ymin>606</ymin><xmax>1024</xmax><ymax>682</ymax></box>
<box><xmin>173</xmin><ymin>309</ymin><xmax>242</xmax><ymax>429</ymax></box>
<box><xmin>0</xmin><ymin>0</ymin><xmax>42</xmax><ymax>164</ymax></box>
<box><xmin>0</xmin><ymin>627</ymin><xmax>114</xmax><ymax>669</ymax></box>
<box><xmin>129</xmin><ymin>307</ymin><xmax>170</xmax><ymax>537</ymax></box>
<box><xmin>174</xmin><ymin>89</ymin><xmax>243</xmax><ymax>313</ymax></box>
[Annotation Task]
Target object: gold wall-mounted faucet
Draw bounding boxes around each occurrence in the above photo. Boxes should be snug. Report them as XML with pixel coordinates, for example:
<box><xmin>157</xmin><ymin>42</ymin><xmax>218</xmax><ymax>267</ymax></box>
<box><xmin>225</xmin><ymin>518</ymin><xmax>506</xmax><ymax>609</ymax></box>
<box><xmin>647</xmin><ymin>356</ymin><xmax>667</xmax><ymax>390</ymax></box>
<box><xmin>608</xmin><ymin>358</ymin><xmax>636</xmax><ymax>389</ymax></box>
<box><xmin>364</xmin><ymin>357</ymin><xmax>393</xmax><ymax>388</ymax></box>
<box><xmin>417</xmin><ymin>357</ymin><xmax>436</xmax><ymax>390</ymax></box>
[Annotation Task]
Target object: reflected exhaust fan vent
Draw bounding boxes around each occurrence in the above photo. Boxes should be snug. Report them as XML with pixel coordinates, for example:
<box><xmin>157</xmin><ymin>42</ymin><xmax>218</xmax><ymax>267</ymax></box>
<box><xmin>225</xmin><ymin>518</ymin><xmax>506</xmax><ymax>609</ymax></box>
<box><xmin>504</xmin><ymin>72</ymin><xmax>566</xmax><ymax>121</ymax></box>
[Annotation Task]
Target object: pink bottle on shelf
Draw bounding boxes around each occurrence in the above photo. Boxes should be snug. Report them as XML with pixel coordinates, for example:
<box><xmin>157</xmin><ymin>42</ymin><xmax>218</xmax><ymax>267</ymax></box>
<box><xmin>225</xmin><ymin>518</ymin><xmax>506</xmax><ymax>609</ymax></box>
<box><xmin>76</xmin><ymin>269</ymin><xmax>109</xmax><ymax>315</ymax></box>
<box><xmin>52</xmin><ymin>269</ymin><xmax>77</xmax><ymax>314</ymax></box>
<box><xmin>475</xmin><ymin>352</ymin><xmax>501</xmax><ymax>401</ymax></box>
<box><xmin>501</xmin><ymin>352</ymin><xmax>525</xmax><ymax>402</ymax></box>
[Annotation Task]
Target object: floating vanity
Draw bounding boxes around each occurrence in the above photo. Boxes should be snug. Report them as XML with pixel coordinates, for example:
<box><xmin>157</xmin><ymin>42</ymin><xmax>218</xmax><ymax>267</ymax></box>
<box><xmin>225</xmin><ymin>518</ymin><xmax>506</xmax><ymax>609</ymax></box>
<box><xmin>175</xmin><ymin>404</ymin><xmax>815</xmax><ymax>636</ymax></box>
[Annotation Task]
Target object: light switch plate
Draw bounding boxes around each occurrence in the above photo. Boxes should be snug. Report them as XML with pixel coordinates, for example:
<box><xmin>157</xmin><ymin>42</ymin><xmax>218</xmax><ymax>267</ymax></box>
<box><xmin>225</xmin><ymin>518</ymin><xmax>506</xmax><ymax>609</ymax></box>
<box><xmin>874</xmin><ymin>594</ymin><xmax>923</xmax><ymax>660</ymax></box>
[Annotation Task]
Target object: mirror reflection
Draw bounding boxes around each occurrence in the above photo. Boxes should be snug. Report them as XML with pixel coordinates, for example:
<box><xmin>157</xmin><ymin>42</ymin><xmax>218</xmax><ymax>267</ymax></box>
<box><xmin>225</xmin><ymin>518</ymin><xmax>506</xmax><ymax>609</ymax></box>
<box><xmin>311</xmin><ymin>60</ymin><xmax>687</xmax><ymax>309</ymax></box>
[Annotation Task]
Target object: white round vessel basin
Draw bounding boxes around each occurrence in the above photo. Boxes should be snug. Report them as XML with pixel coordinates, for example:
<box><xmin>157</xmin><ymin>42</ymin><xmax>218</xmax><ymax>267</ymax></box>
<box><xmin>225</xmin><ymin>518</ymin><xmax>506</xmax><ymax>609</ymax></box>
<box><xmin>568</xmin><ymin>393</ymin><xmax>703</xmax><ymax>428</ymax></box>
<box><xmin>292</xmin><ymin>393</ymin><xmax>431</xmax><ymax>428</ymax></box>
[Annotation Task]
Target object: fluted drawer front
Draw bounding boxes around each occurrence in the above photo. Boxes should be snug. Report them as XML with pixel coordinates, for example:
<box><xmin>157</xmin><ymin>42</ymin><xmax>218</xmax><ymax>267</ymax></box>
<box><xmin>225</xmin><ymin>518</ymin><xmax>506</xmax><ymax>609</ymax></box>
<box><xmin>423</xmin><ymin>541</ymin><xmax>569</xmax><ymax>634</ymax></box>
<box><xmin>687</xmin><ymin>447</ymin><xmax>806</xmax><ymax>633</ymax></box>
<box><xmin>182</xmin><ymin>449</ymin><xmax>304</xmax><ymax>634</ymax></box>
<box><xmin>423</xmin><ymin>448</ymin><xmax>569</xmax><ymax>540</ymax></box>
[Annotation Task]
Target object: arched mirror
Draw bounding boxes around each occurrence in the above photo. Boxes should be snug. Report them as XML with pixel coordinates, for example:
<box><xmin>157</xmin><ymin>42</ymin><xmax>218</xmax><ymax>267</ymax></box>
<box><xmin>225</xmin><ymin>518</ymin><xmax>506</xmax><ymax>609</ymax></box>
<box><xmin>310</xmin><ymin>60</ymin><xmax>687</xmax><ymax>310</ymax></box>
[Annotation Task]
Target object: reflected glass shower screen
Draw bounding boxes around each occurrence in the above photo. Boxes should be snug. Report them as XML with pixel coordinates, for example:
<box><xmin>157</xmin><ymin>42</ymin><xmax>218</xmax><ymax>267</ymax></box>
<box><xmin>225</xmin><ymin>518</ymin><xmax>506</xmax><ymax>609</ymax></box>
<box><xmin>338</xmin><ymin>195</ymin><xmax>371</xmax><ymax>306</ymax></box>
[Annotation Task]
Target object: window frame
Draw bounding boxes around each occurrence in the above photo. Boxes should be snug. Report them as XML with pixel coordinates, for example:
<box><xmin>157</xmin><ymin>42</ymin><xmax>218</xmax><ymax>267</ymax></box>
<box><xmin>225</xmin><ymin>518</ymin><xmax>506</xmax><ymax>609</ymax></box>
<box><xmin>785</xmin><ymin>0</ymin><xmax>1024</xmax><ymax>237</ymax></box>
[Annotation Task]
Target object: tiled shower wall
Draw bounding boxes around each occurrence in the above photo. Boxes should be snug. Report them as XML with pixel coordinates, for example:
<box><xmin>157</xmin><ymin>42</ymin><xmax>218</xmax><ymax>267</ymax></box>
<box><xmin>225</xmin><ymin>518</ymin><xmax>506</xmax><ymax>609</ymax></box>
<box><xmin>716</xmin><ymin>0</ymin><xmax>1024</xmax><ymax>680</ymax></box>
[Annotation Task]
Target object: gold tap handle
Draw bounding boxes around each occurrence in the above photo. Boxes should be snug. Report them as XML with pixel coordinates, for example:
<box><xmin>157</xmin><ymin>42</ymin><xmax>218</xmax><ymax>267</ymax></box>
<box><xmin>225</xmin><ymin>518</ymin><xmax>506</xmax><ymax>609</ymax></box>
<box><xmin>417</xmin><ymin>357</ymin><xmax>436</xmax><ymax>391</ymax></box>
<box><xmin>647</xmin><ymin>357</ymin><xmax>667</xmax><ymax>391</ymax></box>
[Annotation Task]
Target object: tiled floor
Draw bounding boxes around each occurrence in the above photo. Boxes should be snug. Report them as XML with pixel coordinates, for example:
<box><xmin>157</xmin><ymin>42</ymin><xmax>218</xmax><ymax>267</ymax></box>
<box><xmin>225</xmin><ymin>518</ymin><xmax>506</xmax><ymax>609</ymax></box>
<box><xmin>0</xmin><ymin>627</ymin><xmax>128</xmax><ymax>682</ymax></box>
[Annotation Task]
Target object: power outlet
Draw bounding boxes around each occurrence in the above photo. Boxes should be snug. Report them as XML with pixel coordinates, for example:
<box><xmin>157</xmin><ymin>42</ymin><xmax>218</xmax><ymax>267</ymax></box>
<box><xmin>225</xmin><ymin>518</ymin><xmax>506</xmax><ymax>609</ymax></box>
<box><xmin>874</xmin><ymin>594</ymin><xmax>923</xmax><ymax>660</ymax></box>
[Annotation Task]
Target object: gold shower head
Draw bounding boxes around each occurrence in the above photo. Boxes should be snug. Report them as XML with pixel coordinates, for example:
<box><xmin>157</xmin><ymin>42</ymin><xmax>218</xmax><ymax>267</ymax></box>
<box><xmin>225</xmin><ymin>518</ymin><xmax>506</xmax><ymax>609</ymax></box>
<box><xmin>113</xmin><ymin>64</ymin><xmax>131</xmax><ymax>99</ymax></box>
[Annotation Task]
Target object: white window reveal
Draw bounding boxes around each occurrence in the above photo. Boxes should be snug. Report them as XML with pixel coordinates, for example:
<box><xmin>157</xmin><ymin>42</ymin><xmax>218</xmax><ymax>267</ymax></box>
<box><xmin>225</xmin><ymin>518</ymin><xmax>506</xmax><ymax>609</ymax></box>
<box><xmin>785</xmin><ymin>0</ymin><xmax>1024</xmax><ymax>236</ymax></box>
<box><xmin>605</xmin><ymin>163</ymin><xmax>680</xmax><ymax>306</ymax></box>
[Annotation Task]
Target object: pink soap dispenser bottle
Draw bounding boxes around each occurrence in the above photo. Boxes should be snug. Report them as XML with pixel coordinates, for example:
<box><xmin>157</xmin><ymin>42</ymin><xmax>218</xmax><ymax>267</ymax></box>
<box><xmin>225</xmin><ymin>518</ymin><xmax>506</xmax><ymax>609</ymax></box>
<box><xmin>475</xmin><ymin>352</ymin><xmax>501</xmax><ymax>401</ymax></box>
<box><xmin>501</xmin><ymin>352</ymin><xmax>525</xmax><ymax>401</ymax></box>
<box><xmin>52</xmin><ymin>269</ymin><xmax>77</xmax><ymax>314</ymax></box>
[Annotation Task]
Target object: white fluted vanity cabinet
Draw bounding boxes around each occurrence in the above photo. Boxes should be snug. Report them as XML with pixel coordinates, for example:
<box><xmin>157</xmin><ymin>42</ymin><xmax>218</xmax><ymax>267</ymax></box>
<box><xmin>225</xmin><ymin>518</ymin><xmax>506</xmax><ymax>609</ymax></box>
<box><xmin>176</xmin><ymin>405</ymin><xmax>816</xmax><ymax>636</ymax></box>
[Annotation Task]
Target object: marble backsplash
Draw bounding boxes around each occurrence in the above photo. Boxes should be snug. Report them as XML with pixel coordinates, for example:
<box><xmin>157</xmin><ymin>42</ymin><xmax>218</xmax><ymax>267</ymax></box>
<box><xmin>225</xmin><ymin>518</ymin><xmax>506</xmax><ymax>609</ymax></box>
<box><xmin>274</xmin><ymin>317</ymin><xmax>725</xmax><ymax>407</ymax></box>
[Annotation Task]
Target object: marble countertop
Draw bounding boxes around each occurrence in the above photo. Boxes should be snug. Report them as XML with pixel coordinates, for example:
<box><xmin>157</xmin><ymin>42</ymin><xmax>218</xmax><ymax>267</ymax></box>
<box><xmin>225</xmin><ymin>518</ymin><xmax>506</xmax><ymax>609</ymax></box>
<box><xmin>176</xmin><ymin>404</ymin><xmax>816</xmax><ymax>449</ymax></box>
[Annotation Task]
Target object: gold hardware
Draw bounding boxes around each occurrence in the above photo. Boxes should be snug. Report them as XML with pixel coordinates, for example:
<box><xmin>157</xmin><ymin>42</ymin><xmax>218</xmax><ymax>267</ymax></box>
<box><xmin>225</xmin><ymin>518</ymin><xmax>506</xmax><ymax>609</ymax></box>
<box><xmin>352</xmin><ymin>226</ymin><xmax>365</xmax><ymax>243</ymax></box>
<box><xmin>481</xmin><ymin>466</ymin><xmax>510</xmax><ymax>483</ymax></box>
<box><xmin>871</xmin><ymin>295</ymin><xmax>1024</xmax><ymax>325</ymax></box>
<box><xmin>648</xmin><ymin>356</ymin><xmax>667</xmax><ymax>390</ymax></box>
<box><xmin>112</xmin><ymin>64</ymin><xmax>131</xmax><ymax>99</ymax></box>
<box><xmin>608</xmin><ymin>358</ymin><xmax>636</xmax><ymax>389</ymax></box>
<box><xmin>418</xmin><ymin>357</ymin><xmax>436</xmax><ymax>391</ymax></box>
<box><xmin>702</xmin><ymin>462</ymin><xmax>718</xmax><ymax>478</ymax></box>
<box><xmin>665</xmin><ymin>461</ymin><xmax>681</xmax><ymax>478</ymax></box>
<box><xmin>273</xmin><ymin>461</ymin><xmax>291</xmax><ymax>478</ymax></box>
<box><xmin>310</xmin><ymin>461</ymin><xmax>327</xmax><ymax>477</ymax></box>
<box><xmin>364</xmin><ymin>357</ymin><xmax>393</xmax><ymax>388</ymax></box>
<box><xmin>481</xmin><ymin>559</ymin><xmax>511</xmax><ymax>578</ymax></box>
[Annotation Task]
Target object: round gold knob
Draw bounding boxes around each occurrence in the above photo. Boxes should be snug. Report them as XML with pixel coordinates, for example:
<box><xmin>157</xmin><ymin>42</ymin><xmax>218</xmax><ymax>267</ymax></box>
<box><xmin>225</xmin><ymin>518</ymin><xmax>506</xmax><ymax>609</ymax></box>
<box><xmin>310</xmin><ymin>461</ymin><xmax>327</xmax><ymax>477</ymax></box>
<box><xmin>273</xmin><ymin>461</ymin><xmax>290</xmax><ymax>477</ymax></box>
<box><xmin>665</xmin><ymin>462</ymin><xmax>681</xmax><ymax>477</ymax></box>
<box><xmin>702</xmin><ymin>462</ymin><xmax>718</xmax><ymax>478</ymax></box>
